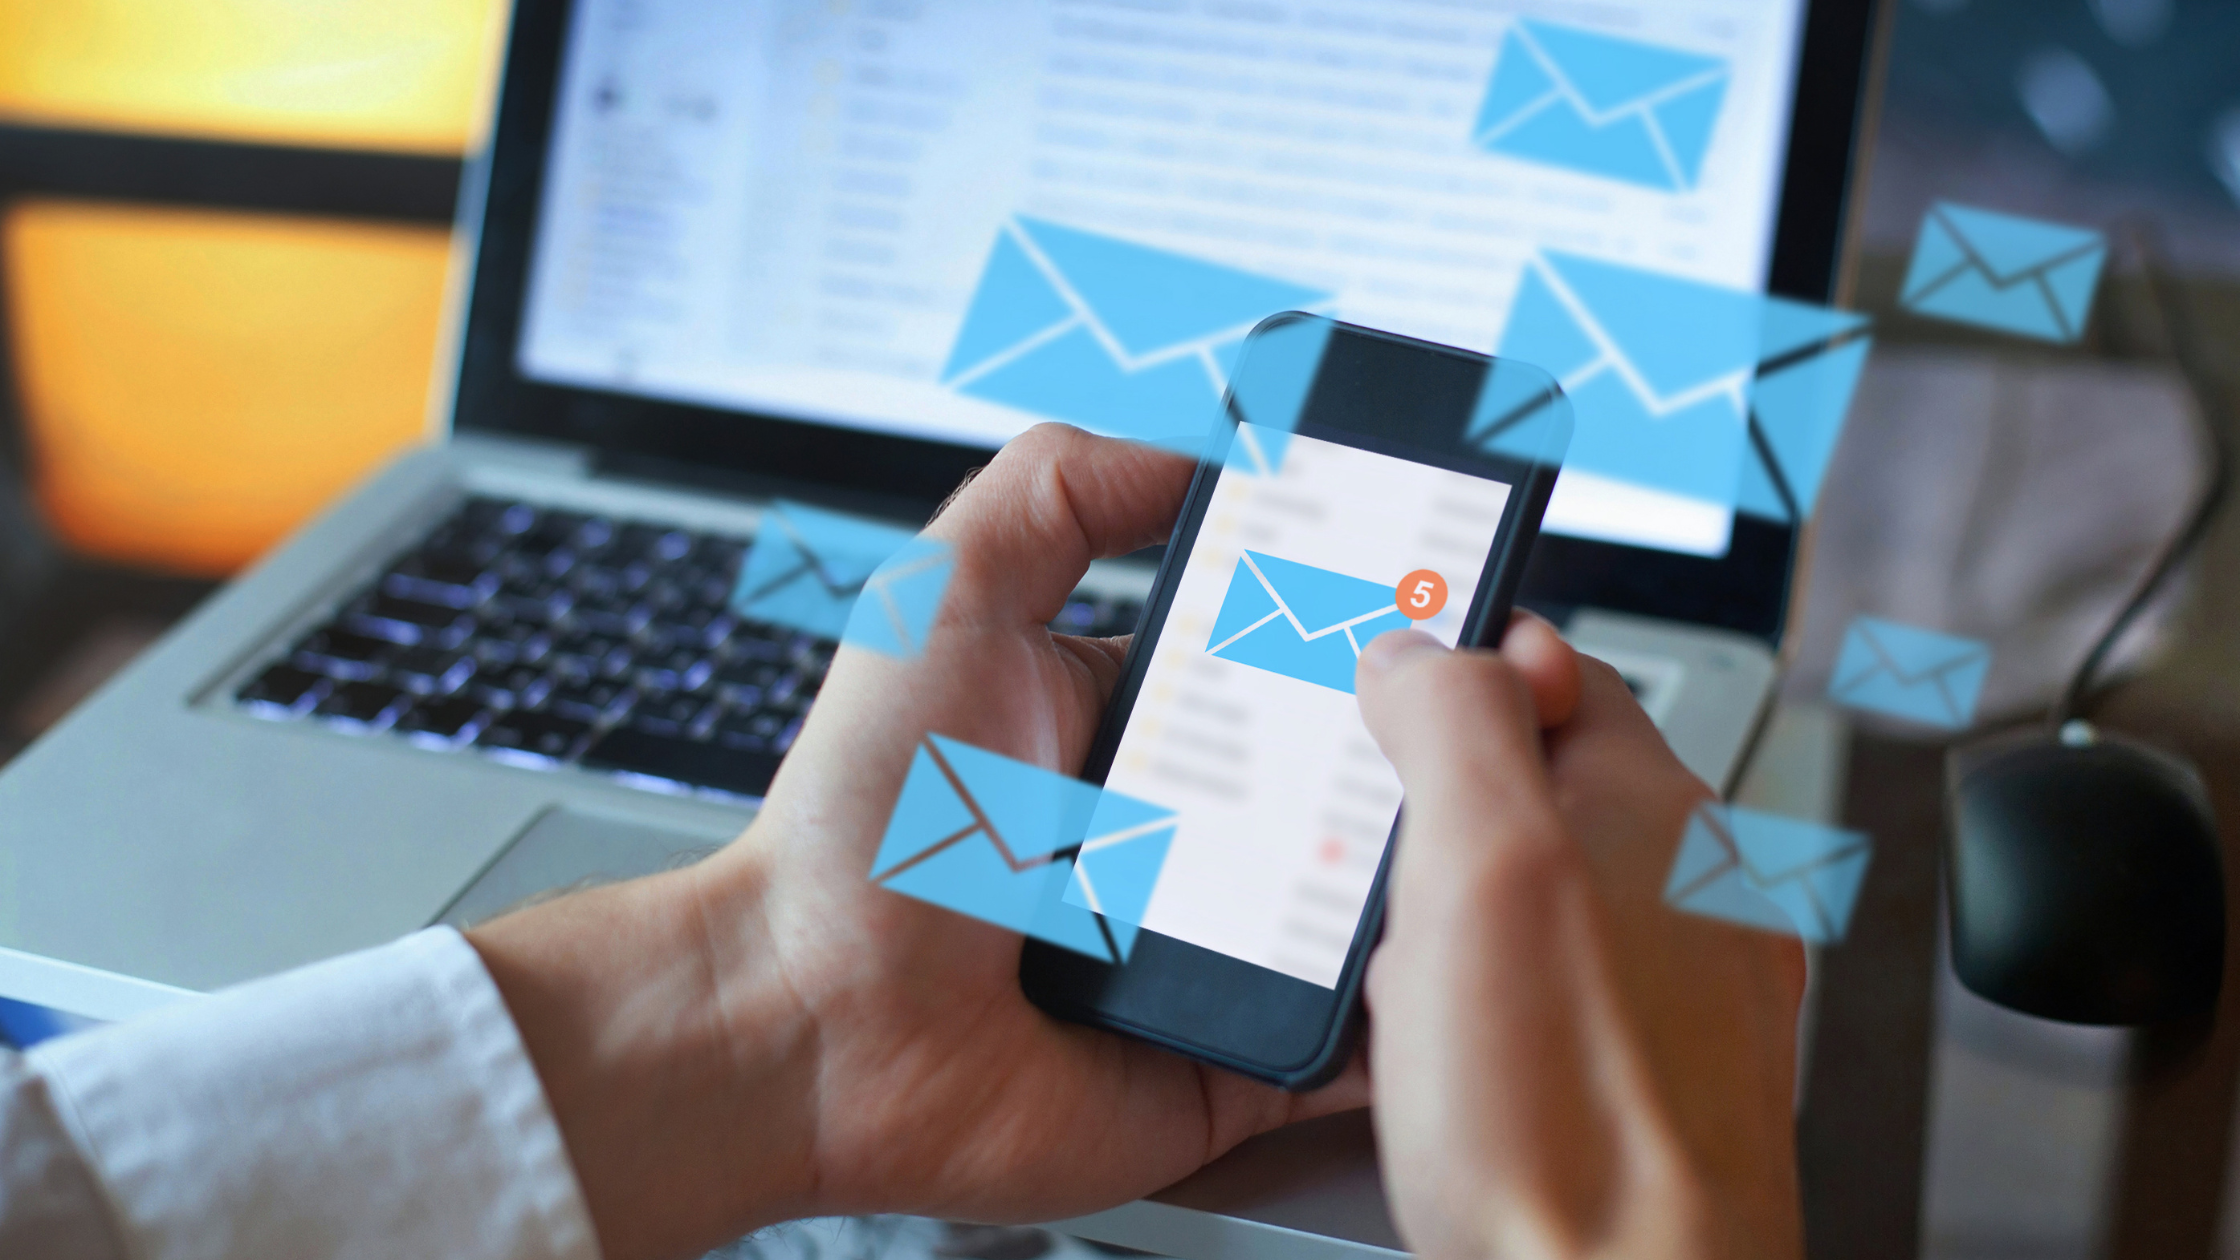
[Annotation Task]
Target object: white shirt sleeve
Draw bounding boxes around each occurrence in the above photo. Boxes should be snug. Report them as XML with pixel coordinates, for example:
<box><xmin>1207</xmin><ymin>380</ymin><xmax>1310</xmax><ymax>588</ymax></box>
<box><xmin>4</xmin><ymin>927</ymin><xmax>601</xmax><ymax>1260</ymax></box>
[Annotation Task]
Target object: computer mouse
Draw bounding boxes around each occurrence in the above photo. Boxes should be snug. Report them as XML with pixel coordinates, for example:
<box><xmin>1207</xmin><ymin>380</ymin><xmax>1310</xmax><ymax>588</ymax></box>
<box><xmin>1946</xmin><ymin>723</ymin><xmax>2225</xmax><ymax>1025</ymax></box>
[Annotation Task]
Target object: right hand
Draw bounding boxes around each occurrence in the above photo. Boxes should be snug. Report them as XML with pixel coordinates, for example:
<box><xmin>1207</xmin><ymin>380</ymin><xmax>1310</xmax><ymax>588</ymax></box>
<box><xmin>1354</xmin><ymin>626</ymin><xmax>1806</xmax><ymax>1260</ymax></box>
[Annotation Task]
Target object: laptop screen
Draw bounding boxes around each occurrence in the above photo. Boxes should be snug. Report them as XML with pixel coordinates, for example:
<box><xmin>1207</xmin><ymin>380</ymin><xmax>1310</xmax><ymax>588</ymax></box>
<box><xmin>514</xmin><ymin>0</ymin><xmax>1807</xmax><ymax>557</ymax></box>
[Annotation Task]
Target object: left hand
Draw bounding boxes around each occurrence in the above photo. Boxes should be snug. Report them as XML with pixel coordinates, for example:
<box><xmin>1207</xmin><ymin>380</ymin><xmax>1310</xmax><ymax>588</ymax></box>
<box><xmin>726</xmin><ymin>424</ymin><xmax>1373</xmax><ymax>1226</ymax></box>
<box><xmin>478</xmin><ymin>426</ymin><xmax>1578</xmax><ymax>1260</ymax></box>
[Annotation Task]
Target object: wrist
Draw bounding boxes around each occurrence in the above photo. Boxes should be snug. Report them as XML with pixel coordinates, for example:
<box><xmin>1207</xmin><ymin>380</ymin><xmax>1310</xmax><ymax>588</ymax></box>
<box><xmin>467</xmin><ymin>839</ymin><xmax>820</xmax><ymax>1260</ymax></box>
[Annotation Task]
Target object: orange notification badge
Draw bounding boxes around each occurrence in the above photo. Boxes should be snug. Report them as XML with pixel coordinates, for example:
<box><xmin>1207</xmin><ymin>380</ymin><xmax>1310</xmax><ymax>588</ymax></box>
<box><xmin>1395</xmin><ymin>569</ymin><xmax>1448</xmax><ymax>620</ymax></box>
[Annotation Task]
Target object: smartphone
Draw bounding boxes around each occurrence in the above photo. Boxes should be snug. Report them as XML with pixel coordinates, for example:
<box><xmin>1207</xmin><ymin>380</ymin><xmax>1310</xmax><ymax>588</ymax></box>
<box><xmin>1020</xmin><ymin>314</ymin><xmax>1570</xmax><ymax>1089</ymax></box>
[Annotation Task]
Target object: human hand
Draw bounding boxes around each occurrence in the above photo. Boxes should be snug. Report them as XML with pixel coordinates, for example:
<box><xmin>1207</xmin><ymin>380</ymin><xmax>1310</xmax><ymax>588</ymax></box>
<box><xmin>1355</xmin><ymin>631</ymin><xmax>1806</xmax><ymax>1260</ymax></box>
<box><xmin>719</xmin><ymin>424</ymin><xmax>1371</xmax><ymax>1227</ymax></box>
<box><xmin>467</xmin><ymin>427</ymin><xmax>1604</xmax><ymax>1260</ymax></box>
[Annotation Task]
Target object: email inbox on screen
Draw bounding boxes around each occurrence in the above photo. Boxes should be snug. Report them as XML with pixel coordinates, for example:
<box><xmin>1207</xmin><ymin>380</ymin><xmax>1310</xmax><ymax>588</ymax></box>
<box><xmin>1098</xmin><ymin>428</ymin><xmax>1514</xmax><ymax>987</ymax></box>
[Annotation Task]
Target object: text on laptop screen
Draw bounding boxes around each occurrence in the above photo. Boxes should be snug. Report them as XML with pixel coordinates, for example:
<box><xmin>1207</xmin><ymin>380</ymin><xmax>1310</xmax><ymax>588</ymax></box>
<box><xmin>517</xmin><ymin>0</ymin><xmax>1807</xmax><ymax>556</ymax></box>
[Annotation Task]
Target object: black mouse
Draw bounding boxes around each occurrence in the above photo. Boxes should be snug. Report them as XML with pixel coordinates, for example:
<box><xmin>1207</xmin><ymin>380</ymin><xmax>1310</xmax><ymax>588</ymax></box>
<box><xmin>1945</xmin><ymin>722</ymin><xmax>2224</xmax><ymax>1025</ymax></box>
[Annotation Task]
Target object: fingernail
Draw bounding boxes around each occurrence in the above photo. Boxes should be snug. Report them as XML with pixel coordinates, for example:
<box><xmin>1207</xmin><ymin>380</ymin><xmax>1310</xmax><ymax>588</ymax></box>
<box><xmin>1361</xmin><ymin>629</ymin><xmax>1444</xmax><ymax>673</ymax></box>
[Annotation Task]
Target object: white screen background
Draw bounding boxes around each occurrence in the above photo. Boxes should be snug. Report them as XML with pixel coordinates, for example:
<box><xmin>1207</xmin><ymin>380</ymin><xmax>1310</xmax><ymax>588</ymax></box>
<box><xmin>1101</xmin><ymin>427</ymin><xmax>1513</xmax><ymax>987</ymax></box>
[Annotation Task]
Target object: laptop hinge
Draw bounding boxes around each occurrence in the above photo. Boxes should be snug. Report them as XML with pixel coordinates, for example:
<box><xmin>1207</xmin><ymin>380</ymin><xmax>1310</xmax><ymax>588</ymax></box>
<box><xmin>594</xmin><ymin>450</ymin><xmax>944</xmax><ymax>526</ymax></box>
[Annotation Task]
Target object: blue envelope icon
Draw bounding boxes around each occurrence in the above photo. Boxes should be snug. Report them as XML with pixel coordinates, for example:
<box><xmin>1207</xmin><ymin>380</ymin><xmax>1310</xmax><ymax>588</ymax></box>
<box><xmin>941</xmin><ymin>217</ymin><xmax>1330</xmax><ymax>452</ymax></box>
<box><xmin>870</xmin><ymin>734</ymin><xmax>1166</xmax><ymax>963</ymax></box>
<box><xmin>1899</xmin><ymin>203</ymin><xmax>2107</xmax><ymax>343</ymax></box>
<box><xmin>839</xmin><ymin>536</ymin><xmax>953</xmax><ymax>659</ymax></box>
<box><xmin>733</xmin><ymin>502</ymin><xmax>952</xmax><ymax>657</ymax></box>
<box><xmin>1205</xmin><ymin>552</ymin><xmax>1405</xmax><ymax>695</ymax></box>
<box><xmin>1060</xmin><ymin>787</ymin><xmax>1180</xmax><ymax>928</ymax></box>
<box><xmin>1495</xmin><ymin>251</ymin><xmax>1761</xmax><ymax>506</ymax></box>
<box><xmin>1472</xmin><ymin>20</ymin><xmax>1730</xmax><ymax>192</ymax></box>
<box><xmin>1737</xmin><ymin>299</ymin><xmax>1874</xmax><ymax>522</ymax></box>
<box><xmin>1827</xmin><ymin>616</ymin><xmax>1991</xmax><ymax>730</ymax></box>
<box><xmin>1664</xmin><ymin>802</ymin><xmax>1872</xmax><ymax>943</ymax></box>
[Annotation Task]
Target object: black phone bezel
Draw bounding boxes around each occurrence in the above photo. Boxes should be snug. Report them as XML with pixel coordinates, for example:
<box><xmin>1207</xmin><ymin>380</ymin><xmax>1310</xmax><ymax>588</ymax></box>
<box><xmin>1018</xmin><ymin>317</ymin><xmax>1564</xmax><ymax>1089</ymax></box>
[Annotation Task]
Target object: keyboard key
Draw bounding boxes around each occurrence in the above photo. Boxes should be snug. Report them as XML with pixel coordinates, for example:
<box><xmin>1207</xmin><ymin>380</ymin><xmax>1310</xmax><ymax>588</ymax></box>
<box><xmin>643</xmin><ymin>612</ymin><xmax>721</xmax><ymax>654</ymax></box>
<box><xmin>474</xmin><ymin>666</ymin><xmax>551</xmax><ymax>710</ymax></box>
<box><xmin>477</xmin><ymin>711</ymin><xmax>590</xmax><ymax>761</ymax></box>
<box><xmin>722</xmin><ymin>623</ymin><xmax>794</xmax><ymax>657</ymax></box>
<box><xmin>1051</xmin><ymin>600</ymin><xmax>1100</xmax><ymax>635</ymax></box>
<box><xmin>636</xmin><ymin>650</ymin><xmax>714</xmax><ymax>693</ymax></box>
<box><xmin>293</xmin><ymin>628</ymin><xmax>394</xmax><ymax>680</ymax></box>
<box><xmin>391</xmin><ymin>648</ymin><xmax>474</xmax><ymax>695</ymax></box>
<box><xmin>798</xmin><ymin>651</ymin><xmax>830</xmax><ymax>689</ymax></box>
<box><xmin>611</xmin><ymin>525</ymin><xmax>693</xmax><ymax>564</ymax></box>
<box><xmin>473</xmin><ymin>625</ymin><xmax>551</xmax><ymax>668</ymax></box>
<box><xmin>238</xmin><ymin>664</ymin><xmax>328</xmax><ymax>714</ymax></box>
<box><xmin>571</xmin><ymin>603</ymin><xmax>652</xmax><ymax>639</ymax></box>
<box><xmin>630</xmin><ymin>694</ymin><xmax>713</xmax><ymax>738</ymax></box>
<box><xmin>569</xmin><ymin>564</ymin><xmax>626</xmax><ymax>604</ymax></box>
<box><xmin>347</xmin><ymin>594</ymin><xmax>473</xmax><ymax>648</ymax></box>
<box><xmin>641</xmin><ymin>578</ymin><xmax>693</xmax><ymax>614</ymax></box>
<box><xmin>316</xmin><ymin>681</ymin><xmax>407</xmax><ymax>726</ymax></box>
<box><xmin>581</xmin><ymin>727</ymin><xmax>783</xmax><ymax>798</ymax></box>
<box><xmin>396</xmin><ymin>696</ymin><xmax>485</xmax><ymax>740</ymax></box>
<box><xmin>715</xmin><ymin>710</ymin><xmax>788</xmax><ymax>752</ymax></box>
<box><xmin>575</xmin><ymin>517</ymin><xmax>617</xmax><ymax>554</ymax></box>
<box><xmin>547</xmin><ymin>681</ymin><xmax>629</xmax><ymax>723</ymax></box>
<box><xmin>383</xmin><ymin>549</ymin><xmax>497</xmax><ymax>608</ymax></box>
<box><xmin>516</xmin><ymin>511</ymin><xmax>587</xmax><ymax>558</ymax></box>
<box><xmin>690</xmin><ymin>536</ymin><xmax>747</xmax><ymax>571</ymax></box>
<box><xmin>715</xmin><ymin>660</ymin><xmax>783</xmax><ymax>691</ymax></box>
<box><xmin>488</xmin><ymin>589</ymin><xmax>573</xmax><ymax>626</ymax></box>
<box><xmin>765</xmin><ymin>672</ymin><xmax>804</xmax><ymax>709</ymax></box>
<box><xmin>473</xmin><ymin>502</ymin><xmax>531</xmax><ymax>537</ymax></box>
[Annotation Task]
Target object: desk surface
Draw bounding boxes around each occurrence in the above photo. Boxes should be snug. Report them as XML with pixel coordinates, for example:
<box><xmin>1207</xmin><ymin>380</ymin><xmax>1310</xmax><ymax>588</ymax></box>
<box><xmin>1812</xmin><ymin>692</ymin><xmax>2240</xmax><ymax>1260</ymax></box>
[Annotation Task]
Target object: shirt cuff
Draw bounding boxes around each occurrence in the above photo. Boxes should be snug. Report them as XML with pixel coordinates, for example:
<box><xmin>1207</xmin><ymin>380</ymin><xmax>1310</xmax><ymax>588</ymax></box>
<box><xmin>30</xmin><ymin>927</ymin><xmax>600</xmax><ymax>1260</ymax></box>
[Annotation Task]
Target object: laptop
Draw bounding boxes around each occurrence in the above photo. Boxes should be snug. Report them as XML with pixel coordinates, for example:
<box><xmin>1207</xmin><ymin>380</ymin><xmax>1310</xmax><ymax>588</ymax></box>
<box><xmin>0</xmin><ymin>0</ymin><xmax>1880</xmax><ymax>1050</ymax></box>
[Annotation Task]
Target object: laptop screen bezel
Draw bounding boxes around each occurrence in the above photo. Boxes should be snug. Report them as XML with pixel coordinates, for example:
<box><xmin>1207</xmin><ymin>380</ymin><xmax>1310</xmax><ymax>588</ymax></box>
<box><xmin>446</xmin><ymin>0</ymin><xmax>1884</xmax><ymax>643</ymax></box>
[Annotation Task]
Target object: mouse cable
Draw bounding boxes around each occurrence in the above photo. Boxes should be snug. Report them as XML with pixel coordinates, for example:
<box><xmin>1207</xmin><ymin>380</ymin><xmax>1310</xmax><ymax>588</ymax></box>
<box><xmin>2055</xmin><ymin>222</ymin><xmax>2235</xmax><ymax>724</ymax></box>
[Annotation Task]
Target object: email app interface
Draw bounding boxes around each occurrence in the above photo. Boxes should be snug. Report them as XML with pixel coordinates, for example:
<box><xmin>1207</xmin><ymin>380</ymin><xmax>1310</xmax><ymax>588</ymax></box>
<box><xmin>518</xmin><ymin>0</ymin><xmax>1804</xmax><ymax>557</ymax></box>
<box><xmin>1102</xmin><ymin>426</ymin><xmax>1512</xmax><ymax>988</ymax></box>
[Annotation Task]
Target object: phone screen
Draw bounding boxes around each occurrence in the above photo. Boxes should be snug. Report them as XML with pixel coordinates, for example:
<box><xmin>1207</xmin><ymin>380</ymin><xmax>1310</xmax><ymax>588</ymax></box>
<box><xmin>1098</xmin><ymin>421</ymin><xmax>1518</xmax><ymax>987</ymax></box>
<box><xmin>1027</xmin><ymin>315</ymin><xmax>1568</xmax><ymax>1084</ymax></box>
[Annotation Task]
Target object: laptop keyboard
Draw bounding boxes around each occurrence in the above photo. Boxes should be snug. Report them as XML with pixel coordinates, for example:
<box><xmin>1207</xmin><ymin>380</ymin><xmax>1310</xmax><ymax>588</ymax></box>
<box><xmin>233</xmin><ymin>496</ymin><xmax>1145</xmax><ymax>802</ymax></box>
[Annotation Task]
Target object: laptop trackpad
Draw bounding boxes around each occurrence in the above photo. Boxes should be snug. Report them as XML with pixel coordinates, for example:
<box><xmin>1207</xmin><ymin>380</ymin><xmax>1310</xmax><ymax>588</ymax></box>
<box><xmin>435</xmin><ymin>807</ymin><xmax>728</xmax><ymax>928</ymax></box>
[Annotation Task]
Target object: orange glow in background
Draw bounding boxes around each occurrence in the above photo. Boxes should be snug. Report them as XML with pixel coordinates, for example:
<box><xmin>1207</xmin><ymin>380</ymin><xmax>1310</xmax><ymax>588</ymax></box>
<box><xmin>0</xmin><ymin>2</ymin><xmax>505</xmax><ymax>575</ymax></box>
<box><xmin>6</xmin><ymin>202</ymin><xmax>450</xmax><ymax>575</ymax></box>
<box><xmin>0</xmin><ymin>0</ymin><xmax>504</xmax><ymax>152</ymax></box>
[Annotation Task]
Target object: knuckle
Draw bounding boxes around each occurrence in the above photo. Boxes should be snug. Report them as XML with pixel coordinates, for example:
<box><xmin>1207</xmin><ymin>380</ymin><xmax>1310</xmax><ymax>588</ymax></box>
<box><xmin>990</xmin><ymin>423</ymin><xmax>1083</xmax><ymax>477</ymax></box>
<box><xmin>1028</xmin><ymin>421</ymin><xmax>1117</xmax><ymax>463</ymax></box>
